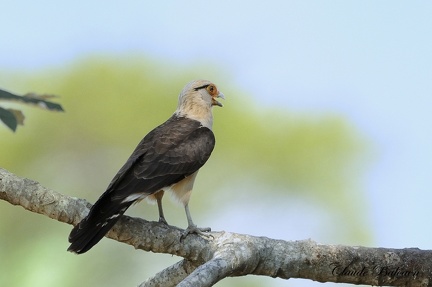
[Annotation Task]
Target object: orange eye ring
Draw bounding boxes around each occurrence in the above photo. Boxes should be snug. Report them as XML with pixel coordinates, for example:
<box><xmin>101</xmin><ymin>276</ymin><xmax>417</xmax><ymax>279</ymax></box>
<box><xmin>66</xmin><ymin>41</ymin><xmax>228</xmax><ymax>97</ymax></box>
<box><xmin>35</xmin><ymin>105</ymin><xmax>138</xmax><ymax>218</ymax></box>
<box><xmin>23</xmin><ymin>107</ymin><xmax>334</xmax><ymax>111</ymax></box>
<box><xmin>206</xmin><ymin>84</ymin><xmax>217</xmax><ymax>95</ymax></box>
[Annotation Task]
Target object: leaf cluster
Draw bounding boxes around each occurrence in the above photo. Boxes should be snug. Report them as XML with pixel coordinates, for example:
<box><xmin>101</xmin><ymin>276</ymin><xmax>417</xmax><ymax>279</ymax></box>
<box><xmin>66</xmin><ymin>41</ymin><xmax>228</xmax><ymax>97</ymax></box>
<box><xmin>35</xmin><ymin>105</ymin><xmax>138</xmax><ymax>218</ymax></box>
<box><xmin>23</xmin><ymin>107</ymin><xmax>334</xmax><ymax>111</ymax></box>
<box><xmin>0</xmin><ymin>89</ymin><xmax>64</xmax><ymax>132</ymax></box>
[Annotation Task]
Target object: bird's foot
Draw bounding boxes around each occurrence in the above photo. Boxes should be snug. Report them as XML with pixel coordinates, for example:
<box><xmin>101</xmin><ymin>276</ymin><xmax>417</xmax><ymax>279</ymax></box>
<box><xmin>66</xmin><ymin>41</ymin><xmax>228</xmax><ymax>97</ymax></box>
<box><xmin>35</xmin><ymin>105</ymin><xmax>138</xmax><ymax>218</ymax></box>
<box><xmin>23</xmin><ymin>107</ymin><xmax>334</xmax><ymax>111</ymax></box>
<box><xmin>158</xmin><ymin>216</ymin><xmax>168</xmax><ymax>225</ymax></box>
<box><xmin>181</xmin><ymin>224</ymin><xmax>212</xmax><ymax>240</ymax></box>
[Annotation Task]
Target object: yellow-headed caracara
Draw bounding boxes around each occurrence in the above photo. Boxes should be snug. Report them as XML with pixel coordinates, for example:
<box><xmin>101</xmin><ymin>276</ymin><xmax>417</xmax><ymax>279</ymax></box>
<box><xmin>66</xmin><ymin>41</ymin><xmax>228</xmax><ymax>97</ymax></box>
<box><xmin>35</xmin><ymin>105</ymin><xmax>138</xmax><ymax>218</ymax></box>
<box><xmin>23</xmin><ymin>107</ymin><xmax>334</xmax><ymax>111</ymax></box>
<box><xmin>68</xmin><ymin>80</ymin><xmax>224</xmax><ymax>254</ymax></box>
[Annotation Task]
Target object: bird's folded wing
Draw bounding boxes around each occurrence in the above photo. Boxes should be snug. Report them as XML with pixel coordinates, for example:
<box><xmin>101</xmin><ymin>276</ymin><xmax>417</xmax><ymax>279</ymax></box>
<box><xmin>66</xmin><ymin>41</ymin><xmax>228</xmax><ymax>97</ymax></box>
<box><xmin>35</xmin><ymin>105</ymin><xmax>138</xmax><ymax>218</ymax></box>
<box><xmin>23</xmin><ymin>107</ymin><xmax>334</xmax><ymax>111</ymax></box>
<box><xmin>107</xmin><ymin>116</ymin><xmax>215</xmax><ymax>201</ymax></box>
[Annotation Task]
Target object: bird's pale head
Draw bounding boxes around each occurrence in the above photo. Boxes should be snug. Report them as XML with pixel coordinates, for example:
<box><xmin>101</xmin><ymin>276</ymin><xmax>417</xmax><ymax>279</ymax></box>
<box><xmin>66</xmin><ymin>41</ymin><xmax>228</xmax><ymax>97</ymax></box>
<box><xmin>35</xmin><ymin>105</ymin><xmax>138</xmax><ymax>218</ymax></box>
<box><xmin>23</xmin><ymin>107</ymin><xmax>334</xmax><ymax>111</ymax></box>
<box><xmin>175</xmin><ymin>80</ymin><xmax>224</xmax><ymax>129</ymax></box>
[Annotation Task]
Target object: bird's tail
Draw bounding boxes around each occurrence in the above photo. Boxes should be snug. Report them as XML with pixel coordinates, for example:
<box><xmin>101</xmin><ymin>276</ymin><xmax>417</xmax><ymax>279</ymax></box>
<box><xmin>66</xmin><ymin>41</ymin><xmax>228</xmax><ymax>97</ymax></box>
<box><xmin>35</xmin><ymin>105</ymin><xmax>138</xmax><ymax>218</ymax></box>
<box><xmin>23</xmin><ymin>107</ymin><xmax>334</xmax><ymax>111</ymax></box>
<box><xmin>67</xmin><ymin>196</ymin><xmax>133</xmax><ymax>254</ymax></box>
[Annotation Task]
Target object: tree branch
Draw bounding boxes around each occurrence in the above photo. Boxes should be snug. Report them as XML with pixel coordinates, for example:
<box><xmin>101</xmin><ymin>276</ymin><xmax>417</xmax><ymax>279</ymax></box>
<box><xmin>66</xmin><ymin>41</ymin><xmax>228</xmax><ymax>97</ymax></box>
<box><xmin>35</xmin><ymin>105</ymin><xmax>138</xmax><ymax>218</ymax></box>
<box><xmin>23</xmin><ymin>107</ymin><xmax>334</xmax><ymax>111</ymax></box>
<box><xmin>1</xmin><ymin>167</ymin><xmax>431</xmax><ymax>287</ymax></box>
<box><xmin>139</xmin><ymin>260</ymin><xmax>198</xmax><ymax>287</ymax></box>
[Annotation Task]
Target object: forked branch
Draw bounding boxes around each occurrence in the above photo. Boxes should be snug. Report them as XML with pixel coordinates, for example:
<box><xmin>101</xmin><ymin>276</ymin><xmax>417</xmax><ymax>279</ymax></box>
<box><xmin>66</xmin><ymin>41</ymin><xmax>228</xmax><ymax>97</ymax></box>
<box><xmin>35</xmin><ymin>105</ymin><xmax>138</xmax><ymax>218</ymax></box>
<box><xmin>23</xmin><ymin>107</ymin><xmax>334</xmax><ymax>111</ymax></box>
<box><xmin>1</xmin><ymin>168</ymin><xmax>431</xmax><ymax>287</ymax></box>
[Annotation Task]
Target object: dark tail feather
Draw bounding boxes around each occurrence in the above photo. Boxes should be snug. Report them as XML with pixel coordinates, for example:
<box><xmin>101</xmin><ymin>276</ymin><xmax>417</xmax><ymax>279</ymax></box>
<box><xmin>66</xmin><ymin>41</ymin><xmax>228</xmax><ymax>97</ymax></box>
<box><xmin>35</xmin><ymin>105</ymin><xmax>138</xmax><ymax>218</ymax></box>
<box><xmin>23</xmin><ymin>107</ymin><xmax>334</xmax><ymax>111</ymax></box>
<box><xmin>67</xmin><ymin>199</ymin><xmax>133</xmax><ymax>254</ymax></box>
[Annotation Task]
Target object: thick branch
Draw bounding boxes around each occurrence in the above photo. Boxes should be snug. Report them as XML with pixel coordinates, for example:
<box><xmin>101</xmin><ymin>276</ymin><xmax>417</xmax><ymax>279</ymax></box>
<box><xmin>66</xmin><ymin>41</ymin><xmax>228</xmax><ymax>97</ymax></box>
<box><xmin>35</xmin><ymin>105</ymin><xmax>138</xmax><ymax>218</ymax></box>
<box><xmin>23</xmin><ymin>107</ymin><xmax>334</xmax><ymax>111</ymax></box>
<box><xmin>139</xmin><ymin>260</ymin><xmax>198</xmax><ymax>287</ymax></box>
<box><xmin>1</xmin><ymin>167</ymin><xmax>431</xmax><ymax>287</ymax></box>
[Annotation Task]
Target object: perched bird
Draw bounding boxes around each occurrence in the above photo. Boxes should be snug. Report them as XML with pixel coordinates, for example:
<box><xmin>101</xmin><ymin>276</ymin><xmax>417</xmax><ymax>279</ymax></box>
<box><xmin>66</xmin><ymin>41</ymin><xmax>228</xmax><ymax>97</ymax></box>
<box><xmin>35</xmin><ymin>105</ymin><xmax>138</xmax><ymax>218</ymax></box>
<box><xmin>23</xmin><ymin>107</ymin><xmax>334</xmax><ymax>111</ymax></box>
<box><xmin>68</xmin><ymin>80</ymin><xmax>224</xmax><ymax>254</ymax></box>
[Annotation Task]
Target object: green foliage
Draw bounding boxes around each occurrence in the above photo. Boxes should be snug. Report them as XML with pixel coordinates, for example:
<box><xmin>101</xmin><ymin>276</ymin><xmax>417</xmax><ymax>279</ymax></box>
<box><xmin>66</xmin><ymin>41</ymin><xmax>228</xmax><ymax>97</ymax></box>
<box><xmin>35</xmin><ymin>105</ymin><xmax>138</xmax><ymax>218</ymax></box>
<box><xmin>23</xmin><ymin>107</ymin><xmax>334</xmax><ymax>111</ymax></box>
<box><xmin>0</xmin><ymin>88</ymin><xmax>64</xmax><ymax>132</ymax></box>
<box><xmin>0</xmin><ymin>58</ymin><xmax>371</xmax><ymax>287</ymax></box>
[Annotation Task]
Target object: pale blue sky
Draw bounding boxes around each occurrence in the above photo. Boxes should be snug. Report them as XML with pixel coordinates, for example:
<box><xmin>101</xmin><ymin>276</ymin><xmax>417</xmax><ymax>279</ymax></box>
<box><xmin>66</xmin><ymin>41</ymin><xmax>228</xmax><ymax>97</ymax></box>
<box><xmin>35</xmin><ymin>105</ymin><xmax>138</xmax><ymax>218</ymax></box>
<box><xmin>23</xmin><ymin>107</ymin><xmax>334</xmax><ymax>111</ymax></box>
<box><xmin>2</xmin><ymin>0</ymin><xmax>431</xmax><ymax>261</ymax></box>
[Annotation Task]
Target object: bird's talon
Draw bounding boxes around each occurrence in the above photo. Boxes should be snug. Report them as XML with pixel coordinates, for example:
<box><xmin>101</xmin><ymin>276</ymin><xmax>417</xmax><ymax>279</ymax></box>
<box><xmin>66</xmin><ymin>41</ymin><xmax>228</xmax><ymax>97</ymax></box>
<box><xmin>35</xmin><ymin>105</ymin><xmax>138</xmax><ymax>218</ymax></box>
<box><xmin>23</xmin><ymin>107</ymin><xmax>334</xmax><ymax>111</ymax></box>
<box><xmin>158</xmin><ymin>217</ymin><xmax>168</xmax><ymax>225</ymax></box>
<box><xmin>181</xmin><ymin>225</ymin><xmax>212</xmax><ymax>241</ymax></box>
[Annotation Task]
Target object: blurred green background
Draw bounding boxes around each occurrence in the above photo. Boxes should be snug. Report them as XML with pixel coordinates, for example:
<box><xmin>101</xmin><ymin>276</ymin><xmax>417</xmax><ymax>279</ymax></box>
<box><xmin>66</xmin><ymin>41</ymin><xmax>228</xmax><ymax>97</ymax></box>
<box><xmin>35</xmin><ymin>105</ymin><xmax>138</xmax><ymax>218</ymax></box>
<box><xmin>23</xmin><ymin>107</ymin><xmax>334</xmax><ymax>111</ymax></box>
<box><xmin>0</xmin><ymin>59</ymin><xmax>369</xmax><ymax>286</ymax></box>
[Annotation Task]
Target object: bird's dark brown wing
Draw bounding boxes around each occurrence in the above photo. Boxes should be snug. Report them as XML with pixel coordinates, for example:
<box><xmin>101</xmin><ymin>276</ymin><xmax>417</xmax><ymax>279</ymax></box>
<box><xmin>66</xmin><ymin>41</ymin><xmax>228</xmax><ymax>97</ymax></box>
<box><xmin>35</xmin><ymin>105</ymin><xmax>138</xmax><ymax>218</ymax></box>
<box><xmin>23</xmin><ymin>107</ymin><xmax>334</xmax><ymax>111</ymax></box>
<box><xmin>68</xmin><ymin>115</ymin><xmax>215</xmax><ymax>253</ymax></box>
<box><xmin>113</xmin><ymin>116</ymin><xmax>214</xmax><ymax>195</ymax></box>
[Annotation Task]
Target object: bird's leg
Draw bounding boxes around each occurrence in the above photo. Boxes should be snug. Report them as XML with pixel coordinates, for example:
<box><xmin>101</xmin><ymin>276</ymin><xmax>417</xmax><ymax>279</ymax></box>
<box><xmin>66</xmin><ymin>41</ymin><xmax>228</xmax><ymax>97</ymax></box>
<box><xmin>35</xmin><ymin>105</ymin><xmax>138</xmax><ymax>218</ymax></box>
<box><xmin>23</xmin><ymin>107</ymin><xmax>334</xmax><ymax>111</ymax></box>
<box><xmin>154</xmin><ymin>191</ymin><xmax>168</xmax><ymax>225</ymax></box>
<box><xmin>181</xmin><ymin>203</ymin><xmax>211</xmax><ymax>239</ymax></box>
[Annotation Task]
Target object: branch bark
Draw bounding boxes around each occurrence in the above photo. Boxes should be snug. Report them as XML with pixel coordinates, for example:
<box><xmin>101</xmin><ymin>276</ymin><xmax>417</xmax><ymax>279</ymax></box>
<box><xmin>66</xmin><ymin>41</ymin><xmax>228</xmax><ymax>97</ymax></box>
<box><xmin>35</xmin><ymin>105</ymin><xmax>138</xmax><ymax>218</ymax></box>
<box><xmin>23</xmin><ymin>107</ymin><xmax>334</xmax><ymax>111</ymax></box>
<box><xmin>1</xmin><ymin>167</ymin><xmax>431</xmax><ymax>287</ymax></box>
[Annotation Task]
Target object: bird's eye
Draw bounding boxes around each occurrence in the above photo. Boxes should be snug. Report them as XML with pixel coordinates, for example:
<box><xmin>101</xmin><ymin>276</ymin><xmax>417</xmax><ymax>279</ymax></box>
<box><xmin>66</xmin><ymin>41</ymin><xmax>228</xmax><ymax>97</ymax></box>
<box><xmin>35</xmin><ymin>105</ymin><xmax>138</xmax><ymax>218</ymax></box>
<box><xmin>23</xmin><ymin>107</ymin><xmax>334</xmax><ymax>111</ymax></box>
<box><xmin>206</xmin><ymin>84</ymin><xmax>216</xmax><ymax>95</ymax></box>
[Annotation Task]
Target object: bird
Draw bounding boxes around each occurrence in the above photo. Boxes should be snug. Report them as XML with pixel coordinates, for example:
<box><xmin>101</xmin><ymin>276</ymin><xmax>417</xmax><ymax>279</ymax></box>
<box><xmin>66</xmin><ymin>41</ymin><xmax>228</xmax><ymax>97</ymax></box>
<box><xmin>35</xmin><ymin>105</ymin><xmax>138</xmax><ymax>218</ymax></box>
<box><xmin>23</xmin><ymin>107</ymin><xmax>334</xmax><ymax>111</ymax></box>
<box><xmin>67</xmin><ymin>79</ymin><xmax>224</xmax><ymax>254</ymax></box>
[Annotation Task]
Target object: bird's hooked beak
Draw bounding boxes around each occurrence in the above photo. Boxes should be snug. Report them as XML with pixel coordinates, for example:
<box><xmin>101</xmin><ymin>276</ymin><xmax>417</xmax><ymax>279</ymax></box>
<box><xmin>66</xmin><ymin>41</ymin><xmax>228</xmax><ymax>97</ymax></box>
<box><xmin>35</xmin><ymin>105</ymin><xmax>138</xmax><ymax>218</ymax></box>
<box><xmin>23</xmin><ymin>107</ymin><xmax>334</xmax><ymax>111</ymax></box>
<box><xmin>212</xmin><ymin>91</ymin><xmax>225</xmax><ymax>107</ymax></box>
